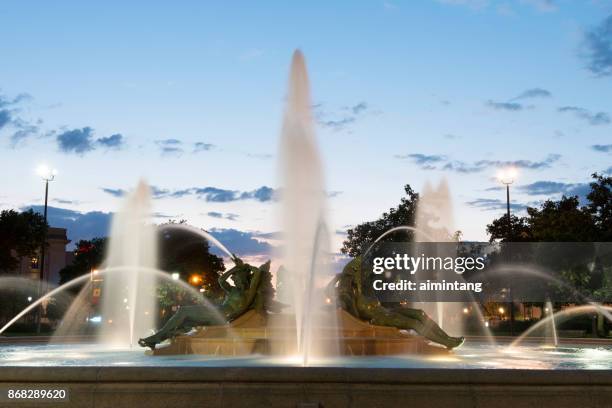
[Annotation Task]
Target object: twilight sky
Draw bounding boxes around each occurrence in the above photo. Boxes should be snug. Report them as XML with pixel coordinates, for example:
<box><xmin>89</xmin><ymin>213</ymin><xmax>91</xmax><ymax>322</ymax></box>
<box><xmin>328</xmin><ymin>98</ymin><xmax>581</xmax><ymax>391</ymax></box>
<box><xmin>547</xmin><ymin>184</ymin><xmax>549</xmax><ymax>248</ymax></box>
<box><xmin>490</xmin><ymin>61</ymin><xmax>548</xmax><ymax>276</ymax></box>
<box><xmin>1</xmin><ymin>0</ymin><xmax>611</xmax><ymax>260</ymax></box>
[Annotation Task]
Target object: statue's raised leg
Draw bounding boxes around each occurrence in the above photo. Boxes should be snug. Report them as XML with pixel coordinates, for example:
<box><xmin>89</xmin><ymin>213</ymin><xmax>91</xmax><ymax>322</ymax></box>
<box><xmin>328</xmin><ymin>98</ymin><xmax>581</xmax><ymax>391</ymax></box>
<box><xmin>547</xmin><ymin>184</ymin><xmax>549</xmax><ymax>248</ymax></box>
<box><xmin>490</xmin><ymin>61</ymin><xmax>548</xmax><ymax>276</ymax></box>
<box><xmin>371</xmin><ymin>308</ymin><xmax>464</xmax><ymax>349</ymax></box>
<box><xmin>138</xmin><ymin>305</ymin><xmax>225</xmax><ymax>349</ymax></box>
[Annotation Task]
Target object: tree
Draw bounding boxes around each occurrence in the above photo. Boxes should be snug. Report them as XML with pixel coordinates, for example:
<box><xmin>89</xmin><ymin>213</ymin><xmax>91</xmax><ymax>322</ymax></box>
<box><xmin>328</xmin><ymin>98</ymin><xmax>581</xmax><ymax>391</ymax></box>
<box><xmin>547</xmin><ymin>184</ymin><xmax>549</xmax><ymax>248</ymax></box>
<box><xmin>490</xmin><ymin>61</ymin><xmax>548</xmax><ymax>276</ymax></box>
<box><xmin>486</xmin><ymin>214</ymin><xmax>533</xmax><ymax>243</ymax></box>
<box><xmin>59</xmin><ymin>238</ymin><xmax>107</xmax><ymax>284</ymax></box>
<box><xmin>341</xmin><ymin>185</ymin><xmax>419</xmax><ymax>257</ymax></box>
<box><xmin>485</xmin><ymin>173</ymin><xmax>612</xmax><ymax>301</ymax></box>
<box><xmin>486</xmin><ymin>173</ymin><xmax>611</xmax><ymax>243</ymax></box>
<box><xmin>158</xmin><ymin>225</ymin><xmax>226</xmax><ymax>299</ymax></box>
<box><xmin>586</xmin><ymin>173</ymin><xmax>612</xmax><ymax>241</ymax></box>
<box><xmin>0</xmin><ymin>209</ymin><xmax>47</xmax><ymax>273</ymax></box>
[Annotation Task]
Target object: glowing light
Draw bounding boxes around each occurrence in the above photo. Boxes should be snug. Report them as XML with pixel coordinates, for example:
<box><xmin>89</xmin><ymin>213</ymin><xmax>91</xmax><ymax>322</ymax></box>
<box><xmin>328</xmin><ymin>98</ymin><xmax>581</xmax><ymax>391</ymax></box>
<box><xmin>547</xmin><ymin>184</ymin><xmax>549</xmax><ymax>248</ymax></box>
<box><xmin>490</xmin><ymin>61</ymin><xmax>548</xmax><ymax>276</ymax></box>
<box><xmin>107</xmin><ymin>319</ymin><xmax>113</xmax><ymax>324</ymax></box>
<box><xmin>92</xmin><ymin>269</ymin><xmax>99</xmax><ymax>275</ymax></box>
<box><xmin>90</xmin><ymin>316</ymin><xmax>102</xmax><ymax>323</ymax></box>
<box><xmin>190</xmin><ymin>274</ymin><xmax>202</xmax><ymax>285</ymax></box>
<box><xmin>497</xmin><ymin>167</ymin><xmax>517</xmax><ymax>185</ymax></box>
<box><xmin>485</xmin><ymin>321</ymin><xmax>490</xmax><ymax>327</ymax></box>
<box><xmin>27</xmin><ymin>296</ymin><xmax>32</xmax><ymax>302</ymax></box>
<box><xmin>171</xmin><ymin>272</ymin><xmax>180</xmax><ymax>280</ymax></box>
<box><xmin>123</xmin><ymin>298</ymin><xmax>128</xmax><ymax>303</ymax></box>
<box><xmin>199</xmin><ymin>288</ymin><xmax>205</xmax><ymax>293</ymax></box>
<box><xmin>544</xmin><ymin>307</ymin><xmax>549</xmax><ymax>312</ymax></box>
<box><xmin>36</xmin><ymin>164</ymin><xmax>58</xmax><ymax>180</ymax></box>
<box><xmin>463</xmin><ymin>307</ymin><xmax>469</xmax><ymax>314</ymax></box>
<box><xmin>498</xmin><ymin>307</ymin><xmax>505</xmax><ymax>314</ymax></box>
<box><xmin>325</xmin><ymin>297</ymin><xmax>332</xmax><ymax>304</ymax></box>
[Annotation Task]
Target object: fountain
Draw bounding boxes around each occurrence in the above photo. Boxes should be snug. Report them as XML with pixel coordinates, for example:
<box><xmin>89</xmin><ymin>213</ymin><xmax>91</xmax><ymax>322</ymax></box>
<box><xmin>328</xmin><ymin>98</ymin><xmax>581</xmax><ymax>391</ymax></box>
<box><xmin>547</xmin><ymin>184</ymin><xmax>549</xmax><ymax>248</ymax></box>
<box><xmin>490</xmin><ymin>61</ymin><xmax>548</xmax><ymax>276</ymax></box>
<box><xmin>0</xmin><ymin>49</ymin><xmax>611</xmax><ymax>408</ymax></box>
<box><xmin>277</xmin><ymin>50</ymin><xmax>337</xmax><ymax>364</ymax></box>
<box><xmin>99</xmin><ymin>180</ymin><xmax>158</xmax><ymax>347</ymax></box>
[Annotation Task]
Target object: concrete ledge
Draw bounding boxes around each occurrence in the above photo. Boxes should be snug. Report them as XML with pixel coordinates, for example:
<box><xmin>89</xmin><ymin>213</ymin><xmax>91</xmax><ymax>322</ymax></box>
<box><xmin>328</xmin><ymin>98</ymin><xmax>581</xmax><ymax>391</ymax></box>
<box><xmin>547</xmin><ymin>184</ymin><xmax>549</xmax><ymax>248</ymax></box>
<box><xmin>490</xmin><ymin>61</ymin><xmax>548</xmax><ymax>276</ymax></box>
<box><xmin>1</xmin><ymin>367</ymin><xmax>611</xmax><ymax>408</ymax></box>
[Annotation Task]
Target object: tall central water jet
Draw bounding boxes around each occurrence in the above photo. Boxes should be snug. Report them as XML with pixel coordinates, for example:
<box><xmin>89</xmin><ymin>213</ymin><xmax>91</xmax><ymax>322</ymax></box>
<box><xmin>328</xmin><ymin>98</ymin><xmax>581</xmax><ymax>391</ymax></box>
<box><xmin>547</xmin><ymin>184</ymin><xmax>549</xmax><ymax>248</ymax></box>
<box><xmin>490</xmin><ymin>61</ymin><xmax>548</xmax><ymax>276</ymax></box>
<box><xmin>99</xmin><ymin>180</ymin><xmax>158</xmax><ymax>347</ymax></box>
<box><xmin>278</xmin><ymin>50</ymin><xmax>336</xmax><ymax>365</ymax></box>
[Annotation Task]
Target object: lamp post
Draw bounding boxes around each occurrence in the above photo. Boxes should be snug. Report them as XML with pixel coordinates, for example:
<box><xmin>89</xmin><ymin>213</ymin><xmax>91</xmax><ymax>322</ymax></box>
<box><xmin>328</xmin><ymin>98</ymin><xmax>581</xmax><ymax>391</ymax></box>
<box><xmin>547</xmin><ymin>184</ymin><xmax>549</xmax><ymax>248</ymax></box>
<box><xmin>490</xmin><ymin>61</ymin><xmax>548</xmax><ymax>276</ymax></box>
<box><xmin>497</xmin><ymin>167</ymin><xmax>516</xmax><ymax>237</ymax></box>
<box><xmin>36</xmin><ymin>165</ymin><xmax>57</xmax><ymax>333</ymax></box>
<box><xmin>497</xmin><ymin>167</ymin><xmax>517</xmax><ymax>336</ymax></box>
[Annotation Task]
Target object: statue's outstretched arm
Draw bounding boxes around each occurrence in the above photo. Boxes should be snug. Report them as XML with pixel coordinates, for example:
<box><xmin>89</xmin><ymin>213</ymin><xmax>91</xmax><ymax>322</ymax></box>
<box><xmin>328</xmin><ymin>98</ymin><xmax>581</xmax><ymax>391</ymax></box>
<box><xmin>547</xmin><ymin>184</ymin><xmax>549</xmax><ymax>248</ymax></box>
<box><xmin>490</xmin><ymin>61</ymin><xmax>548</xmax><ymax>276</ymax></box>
<box><xmin>245</xmin><ymin>268</ymin><xmax>262</xmax><ymax>305</ymax></box>
<box><xmin>218</xmin><ymin>269</ymin><xmax>234</xmax><ymax>293</ymax></box>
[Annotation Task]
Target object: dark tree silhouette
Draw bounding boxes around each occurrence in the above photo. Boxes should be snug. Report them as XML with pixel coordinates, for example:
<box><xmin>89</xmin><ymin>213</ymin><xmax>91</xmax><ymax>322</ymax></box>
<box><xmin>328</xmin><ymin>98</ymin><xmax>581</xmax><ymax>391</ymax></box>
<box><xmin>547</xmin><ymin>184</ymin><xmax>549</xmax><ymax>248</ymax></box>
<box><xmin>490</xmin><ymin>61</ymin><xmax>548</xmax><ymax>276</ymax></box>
<box><xmin>0</xmin><ymin>209</ymin><xmax>47</xmax><ymax>273</ymax></box>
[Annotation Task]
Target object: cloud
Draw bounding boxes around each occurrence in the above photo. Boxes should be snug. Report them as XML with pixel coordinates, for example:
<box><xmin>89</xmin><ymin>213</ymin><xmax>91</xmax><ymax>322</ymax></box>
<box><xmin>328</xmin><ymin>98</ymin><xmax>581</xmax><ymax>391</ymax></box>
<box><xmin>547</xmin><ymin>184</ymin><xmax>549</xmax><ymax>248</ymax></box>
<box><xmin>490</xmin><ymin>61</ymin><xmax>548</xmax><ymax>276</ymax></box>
<box><xmin>101</xmin><ymin>185</ymin><xmax>278</xmax><ymax>203</ymax></box>
<box><xmin>582</xmin><ymin>14</ymin><xmax>612</xmax><ymax>77</ymax></box>
<box><xmin>0</xmin><ymin>92</ymin><xmax>31</xmax><ymax>108</ymax></box>
<box><xmin>101</xmin><ymin>188</ymin><xmax>126</xmax><ymax>197</ymax></box>
<box><xmin>517</xmin><ymin>181</ymin><xmax>590</xmax><ymax>198</ymax></box>
<box><xmin>207</xmin><ymin>211</ymin><xmax>239</xmax><ymax>221</ymax></box>
<box><xmin>241</xmin><ymin>186</ymin><xmax>275</xmax><ymax>202</ymax></box>
<box><xmin>56</xmin><ymin>127</ymin><xmax>95</xmax><ymax>154</ymax></box>
<box><xmin>399</xmin><ymin>153</ymin><xmax>560</xmax><ymax>173</ymax></box>
<box><xmin>0</xmin><ymin>109</ymin><xmax>10</xmax><ymax>129</ymax></box>
<box><xmin>592</xmin><ymin>144</ymin><xmax>612</xmax><ymax>153</ymax></box>
<box><xmin>252</xmin><ymin>231</ymin><xmax>282</xmax><ymax>240</ymax></box>
<box><xmin>395</xmin><ymin>153</ymin><xmax>447</xmax><ymax>170</ymax></box>
<box><xmin>156</xmin><ymin>139</ymin><xmax>184</xmax><ymax>156</ymax></box>
<box><xmin>486</xmin><ymin>100</ymin><xmax>524</xmax><ymax>111</ymax></box>
<box><xmin>315</xmin><ymin>101</ymin><xmax>373</xmax><ymax>132</ymax></box>
<box><xmin>53</xmin><ymin>198</ymin><xmax>80</xmax><ymax>205</ymax></box>
<box><xmin>153</xmin><ymin>212</ymin><xmax>176</xmax><ymax>219</ymax></box>
<box><xmin>442</xmin><ymin>161</ymin><xmax>486</xmax><ymax>173</ymax></box>
<box><xmin>57</xmin><ymin>127</ymin><xmax>126</xmax><ymax>154</ymax></box>
<box><xmin>465</xmin><ymin>198</ymin><xmax>527</xmax><ymax>212</ymax></box>
<box><xmin>194</xmin><ymin>187</ymin><xmax>243</xmax><ymax>202</ymax></box>
<box><xmin>0</xmin><ymin>91</ymin><xmax>42</xmax><ymax>145</ymax></box>
<box><xmin>24</xmin><ymin>205</ymin><xmax>112</xmax><ymax>246</ymax></box>
<box><xmin>511</xmin><ymin>88</ymin><xmax>552</xmax><ymax>100</ymax></box>
<box><xmin>10</xmin><ymin>118</ymin><xmax>39</xmax><ymax>146</ymax></box>
<box><xmin>208</xmin><ymin>228</ymin><xmax>273</xmax><ymax>257</ymax></box>
<box><xmin>194</xmin><ymin>142</ymin><xmax>214</xmax><ymax>153</ymax></box>
<box><xmin>97</xmin><ymin>133</ymin><xmax>124</xmax><ymax>149</ymax></box>
<box><xmin>475</xmin><ymin>154</ymin><xmax>561</xmax><ymax>170</ymax></box>
<box><xmin>486</xmin><ymin>180</ymin><xmax>591</xmax><ymax>204</ymax></box>
<box><xmin>558</xmin><ymin>106</ymin><xmax>610</xmax><ymax>125</ymax></box>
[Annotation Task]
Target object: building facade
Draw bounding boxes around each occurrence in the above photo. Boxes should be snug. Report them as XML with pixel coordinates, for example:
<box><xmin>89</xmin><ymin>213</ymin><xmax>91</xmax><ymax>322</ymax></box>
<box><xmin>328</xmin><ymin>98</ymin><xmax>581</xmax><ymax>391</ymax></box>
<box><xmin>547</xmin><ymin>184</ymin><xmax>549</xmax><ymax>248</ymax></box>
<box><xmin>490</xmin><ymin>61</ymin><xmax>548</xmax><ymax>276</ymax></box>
<box><xmin>12</xmin><ymin>227</ymin><xmax>72</xmax><ymax>286</ymax></box>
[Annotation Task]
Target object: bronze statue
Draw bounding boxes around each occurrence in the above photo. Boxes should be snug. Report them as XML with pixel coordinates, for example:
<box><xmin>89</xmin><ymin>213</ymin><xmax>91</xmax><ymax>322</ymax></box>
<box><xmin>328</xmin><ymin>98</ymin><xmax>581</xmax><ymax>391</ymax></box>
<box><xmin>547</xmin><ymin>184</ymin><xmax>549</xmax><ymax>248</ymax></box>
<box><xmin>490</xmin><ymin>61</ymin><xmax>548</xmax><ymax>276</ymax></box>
<box><xmin>138</xmin><ymin>257</ymin><xmax>272</xmax><ymax>349</ymax></box>
<box><xmin>328</xmin><ymin>257</ymin><xmax>465</xmax><ymax>349</ymax></box>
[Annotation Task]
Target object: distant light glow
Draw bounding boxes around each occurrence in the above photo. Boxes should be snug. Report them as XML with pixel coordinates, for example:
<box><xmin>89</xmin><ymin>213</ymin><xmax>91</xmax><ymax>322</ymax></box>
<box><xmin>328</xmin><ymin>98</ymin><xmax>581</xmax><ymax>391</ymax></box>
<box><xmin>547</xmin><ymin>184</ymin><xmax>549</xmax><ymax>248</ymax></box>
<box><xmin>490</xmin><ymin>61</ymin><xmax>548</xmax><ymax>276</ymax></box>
<box><xmin>36</xmin><ymin>164</ymin><xmax>58</xmax><ymax>181</ymax></box>
<box><xmin>27</xmin><ymin>296</ymin><xmax>32</xmax><ymax>302</ymax></box>
<box><xmin>90</xmin><ymin>316</ymin><xmax>102</xmax><ymax>323</ymax></box>
<box><xmin>498</xmin><ymin>307</ymin><xmax>505</xmax><ymax>314</ymax></box>
<box><xmin>463</xmin><ymin>307</ymin><xmax>469</xmax><ymax>314</ymax></box>
<box><xmin>171</xmin><ymin>273</ymin><xmax>180</xmax><ymax>280</ymax></box>
<box><xmin>497</xmin><ymin>167</ymin><xmax>517</xmax><ymax>185</ymax></box>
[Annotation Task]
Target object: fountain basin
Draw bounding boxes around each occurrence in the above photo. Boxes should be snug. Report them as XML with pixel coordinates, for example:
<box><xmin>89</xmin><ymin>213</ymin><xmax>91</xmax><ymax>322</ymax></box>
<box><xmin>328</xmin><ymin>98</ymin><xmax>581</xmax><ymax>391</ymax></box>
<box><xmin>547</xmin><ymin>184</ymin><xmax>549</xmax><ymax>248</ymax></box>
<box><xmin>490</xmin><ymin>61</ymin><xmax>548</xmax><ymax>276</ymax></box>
<box><xmin>151</xmin><ymin>309</ymin><xmax>446</xmax><ymax>357</ymax></box>
<box><xmin>0</xmin><ymin>364</ymin><xmax>611</xmax><ymax>408</ymax></box>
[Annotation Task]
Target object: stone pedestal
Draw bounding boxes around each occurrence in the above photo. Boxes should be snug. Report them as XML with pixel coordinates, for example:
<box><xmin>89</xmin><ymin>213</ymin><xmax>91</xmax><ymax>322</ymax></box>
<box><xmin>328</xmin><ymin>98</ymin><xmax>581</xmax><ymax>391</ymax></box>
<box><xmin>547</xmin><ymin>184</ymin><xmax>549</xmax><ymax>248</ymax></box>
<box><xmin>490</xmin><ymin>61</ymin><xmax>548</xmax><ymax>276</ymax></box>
<box><xmin>151</xmin><ymin>309</ymin><xmax>446</xmax><ymax>356</ymax></box>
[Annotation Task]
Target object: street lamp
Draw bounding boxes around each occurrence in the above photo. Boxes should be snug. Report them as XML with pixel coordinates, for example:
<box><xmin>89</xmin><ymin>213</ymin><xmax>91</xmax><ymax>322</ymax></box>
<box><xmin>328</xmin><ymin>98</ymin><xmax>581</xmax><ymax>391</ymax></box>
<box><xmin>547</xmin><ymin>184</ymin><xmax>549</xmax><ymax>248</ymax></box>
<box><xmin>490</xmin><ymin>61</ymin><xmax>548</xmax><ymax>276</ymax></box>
<box><xmin>497</xmin><ymin>167</ymin><xmax>517</xmax><ymax>238</ymax></box>
<box><xmin>497</xmin><ymin>167</ymin><xmax>517</xmax><ymax>336</ymax></box>
<box><xmin>35</xmin><ymin>164</ymin><xmax>57</xmax><ymax>333</ymax></box>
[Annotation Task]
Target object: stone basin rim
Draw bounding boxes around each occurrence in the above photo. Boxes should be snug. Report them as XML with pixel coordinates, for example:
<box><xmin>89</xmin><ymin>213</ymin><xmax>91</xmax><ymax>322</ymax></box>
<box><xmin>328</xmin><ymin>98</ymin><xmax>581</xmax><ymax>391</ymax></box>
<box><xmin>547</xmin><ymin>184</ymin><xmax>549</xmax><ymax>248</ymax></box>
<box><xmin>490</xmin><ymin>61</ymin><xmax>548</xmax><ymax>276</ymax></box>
<box><xmin>0</xmin><ymin>367</ymin><xmax>611</xmax><ymax>385</ymax></box>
